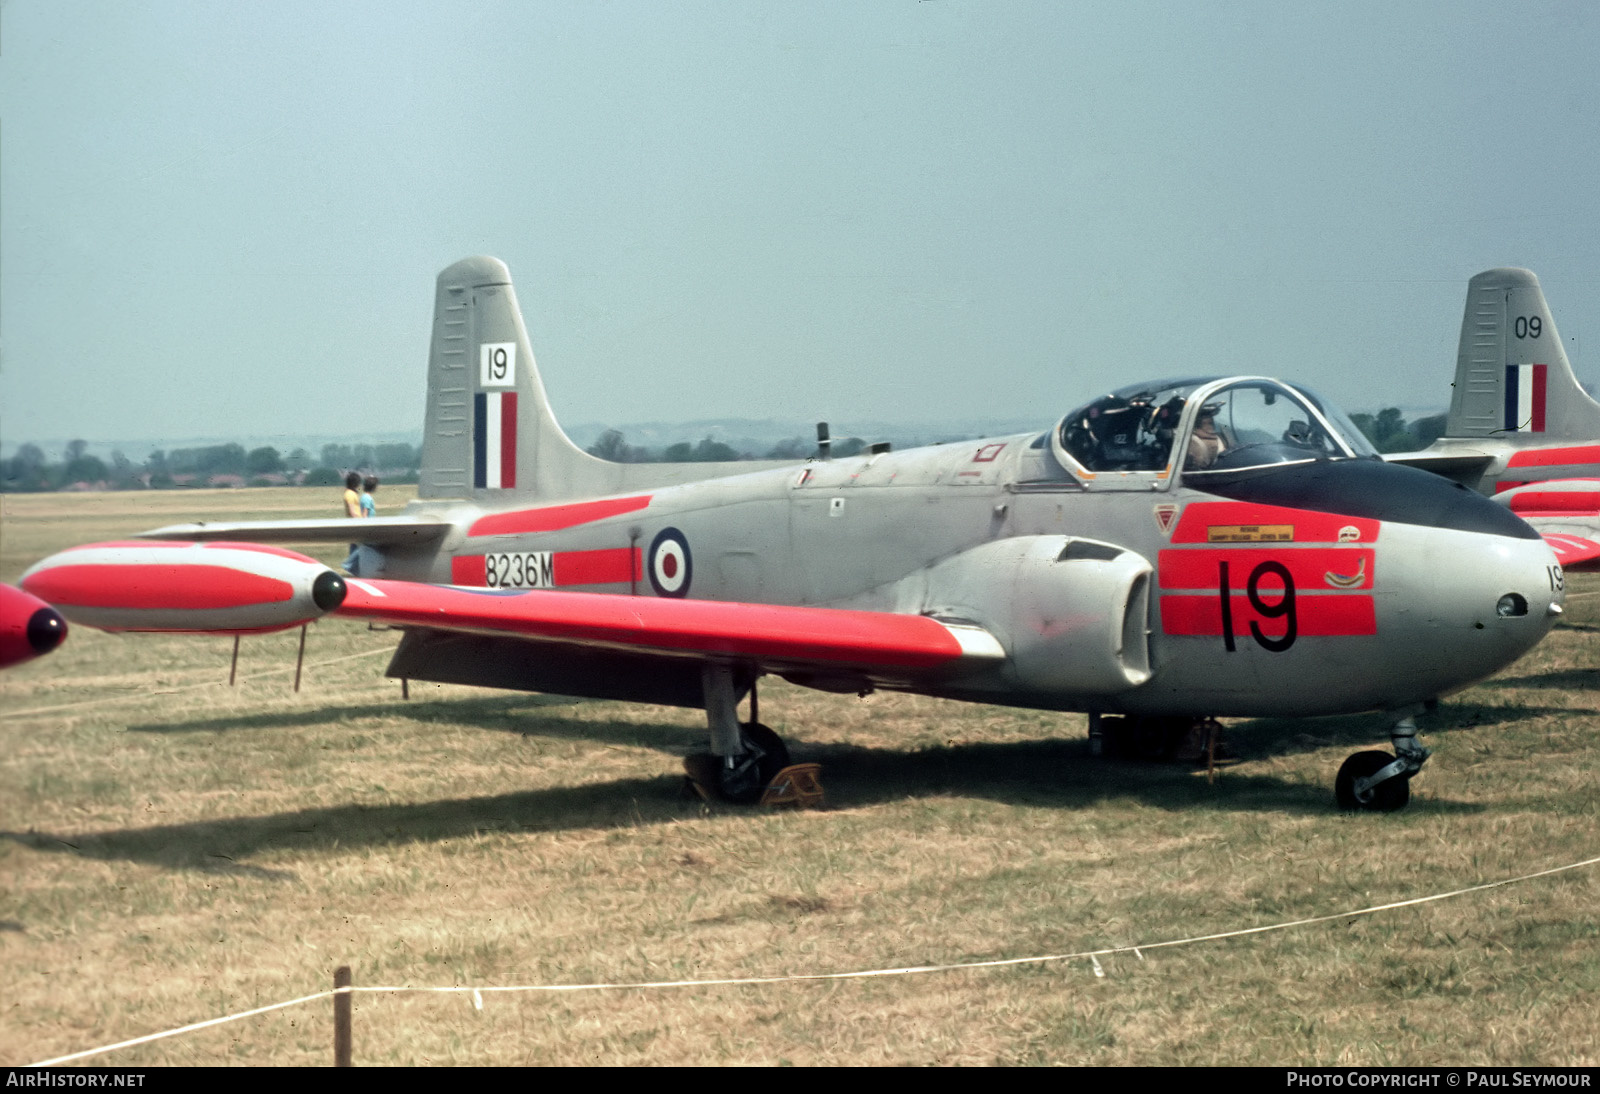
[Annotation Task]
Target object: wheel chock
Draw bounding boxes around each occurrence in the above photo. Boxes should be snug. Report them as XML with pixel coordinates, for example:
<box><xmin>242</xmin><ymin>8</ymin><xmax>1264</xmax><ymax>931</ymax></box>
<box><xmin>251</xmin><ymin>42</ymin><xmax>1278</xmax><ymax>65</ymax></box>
<box><xmin>759</xmin><ymin>763</ymin><xmax>824</xmax><ymax>808</ymax></box>
<box><xmin>682</xmin><ymin>755</ymin><xmax>824</xmax><ymax>807</ymax></box>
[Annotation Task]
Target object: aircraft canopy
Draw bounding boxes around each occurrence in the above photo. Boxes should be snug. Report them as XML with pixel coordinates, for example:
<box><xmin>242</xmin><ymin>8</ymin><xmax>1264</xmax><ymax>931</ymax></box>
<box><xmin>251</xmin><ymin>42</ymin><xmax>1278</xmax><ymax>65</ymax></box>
<box><xmin>1057</xmin><ymin>377</ymin><xmax>1375</xmax><ymax>478</ymax></box>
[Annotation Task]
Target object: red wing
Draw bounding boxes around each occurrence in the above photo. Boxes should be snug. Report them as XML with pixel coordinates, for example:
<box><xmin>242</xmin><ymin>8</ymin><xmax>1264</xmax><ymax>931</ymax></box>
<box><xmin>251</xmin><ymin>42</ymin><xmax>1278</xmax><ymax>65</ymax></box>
<box><xmin>337</xmin><ymin>577</ymin><xmax>1002</xmax><ymax>678</ymax></box>
<box><xmin>23</xmin><ymin>541</ymin><xmax>1003</xmax><ymax>680</ymax></box>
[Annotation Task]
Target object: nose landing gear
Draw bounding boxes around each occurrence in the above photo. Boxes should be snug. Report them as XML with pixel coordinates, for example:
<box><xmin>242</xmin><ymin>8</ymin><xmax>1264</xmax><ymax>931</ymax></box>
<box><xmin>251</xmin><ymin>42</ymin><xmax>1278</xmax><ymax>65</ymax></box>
<box><xmin>1335</xmin><ymin>712</ymin><xmax>1430</xmax><ymax>812</ymax></box>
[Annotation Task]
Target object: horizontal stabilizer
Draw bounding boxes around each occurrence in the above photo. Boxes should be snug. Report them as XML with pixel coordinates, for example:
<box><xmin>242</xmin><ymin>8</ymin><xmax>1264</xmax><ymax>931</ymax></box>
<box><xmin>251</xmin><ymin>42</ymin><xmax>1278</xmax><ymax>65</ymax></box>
<box><xmin>1382</xmin><ymin>450</ymin><xmax>1495</xmax><ymax>477</ymax></box>
<box><xmin>139</xmin><ymin>515</ymin><xmax>451</xmax><ymax>545</ymax></box>
<box><xmin>1495</xmin><ymin>479</ymin><xmax>1600</xmax><ymax>570</ymax></box>
<box><xmin>1498</xmin><ymin>478</ymin><xmax>1600</xmax><ymax>518</ymax></box>
<box><xmin>1535</xmin><ymin>531</ymin><xmax>1600</xmax><ymax>570</ymax></box>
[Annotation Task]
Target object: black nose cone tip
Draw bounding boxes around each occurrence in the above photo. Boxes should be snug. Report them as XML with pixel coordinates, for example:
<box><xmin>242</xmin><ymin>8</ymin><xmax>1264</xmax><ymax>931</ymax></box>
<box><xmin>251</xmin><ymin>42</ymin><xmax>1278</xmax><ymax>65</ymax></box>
<box><xmin>27</xmin><ymin>606</ymin><xmax>67</xmax><ymax>654</ymax></box>
<box><xmin>312</xmin><ymin>571</ymin><xmax>348</xmax><ymax>612</ymax></box>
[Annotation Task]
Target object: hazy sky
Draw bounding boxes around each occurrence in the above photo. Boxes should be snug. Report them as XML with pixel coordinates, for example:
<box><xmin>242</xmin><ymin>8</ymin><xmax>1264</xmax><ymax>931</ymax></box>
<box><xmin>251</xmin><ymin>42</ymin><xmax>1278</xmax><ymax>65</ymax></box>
<box><xmin>5</xmin><ymin>1</ymin><xmax>1600</xmax><ymax>448</ymax></box>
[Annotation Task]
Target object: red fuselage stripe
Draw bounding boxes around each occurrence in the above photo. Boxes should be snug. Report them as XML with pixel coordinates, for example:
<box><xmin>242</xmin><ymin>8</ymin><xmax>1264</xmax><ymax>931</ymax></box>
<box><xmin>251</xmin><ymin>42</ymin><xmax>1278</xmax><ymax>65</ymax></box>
<box><xmin>1159</xmin><ymin>594</ymin><xmax>1377</xmax><ymax>637</ymax></box>
<box><xmin>450</xmin><ymin>548</ymin><xmax>642</xmax><ymax>587</ymax></box>
<box><xmin>1158</xmin><ymin>548</ymin><xmax>1375</xmax><ymax>590</ymax></box>
<box><xmin>553</xmin><ymin>547</ymin><xmax>640</xmax><ymax>586</ymax></box>
<box><xmin>468</xmin><ymin>495</ymin><xmax>652</xmax><ymax>537</ymax></box>
<box><xmin>451</xmin><ymin>555</ymin><xmax>488</xmax><ymax>585</ymax></box>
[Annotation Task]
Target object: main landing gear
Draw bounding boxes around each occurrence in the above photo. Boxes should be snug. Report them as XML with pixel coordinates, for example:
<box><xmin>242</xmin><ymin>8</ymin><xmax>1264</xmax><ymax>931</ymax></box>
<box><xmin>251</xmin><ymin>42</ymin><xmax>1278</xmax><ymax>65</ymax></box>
<box><xmin>686</xmin><ymin>665</ymin><xmax>821</xmax><ymax>806</ymax></box>
<box><xmin>1335</xmin><ymin>709</ymin><xmax>1431</xmax><ymax>812</ymax></box>
<box><xmin>1089</xmin><ymin>713</ymin><xmax>1225</xmax><ymax>765</ymax></box>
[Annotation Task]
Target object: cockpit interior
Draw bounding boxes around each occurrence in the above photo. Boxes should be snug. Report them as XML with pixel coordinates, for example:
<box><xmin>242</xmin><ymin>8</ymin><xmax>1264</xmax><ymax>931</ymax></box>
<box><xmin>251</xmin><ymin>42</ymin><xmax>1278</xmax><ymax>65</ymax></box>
<box><xmin>1056</xmin><ymin>377</ymin><xmax>1377</xmax><ymax>479</ymax></box>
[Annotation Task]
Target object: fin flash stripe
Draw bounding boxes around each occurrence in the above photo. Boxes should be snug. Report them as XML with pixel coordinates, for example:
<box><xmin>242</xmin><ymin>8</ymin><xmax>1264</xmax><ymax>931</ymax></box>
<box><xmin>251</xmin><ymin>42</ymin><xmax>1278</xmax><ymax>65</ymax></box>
<box><xmin>473</xmin><ymin>391</ymin><xmax>518</xmax><ymax>490</ymax></box>
<box><xmin>1504</xmin><ymin>364</ymin><xmax>1547</xmax><ymax>433</ymax></box>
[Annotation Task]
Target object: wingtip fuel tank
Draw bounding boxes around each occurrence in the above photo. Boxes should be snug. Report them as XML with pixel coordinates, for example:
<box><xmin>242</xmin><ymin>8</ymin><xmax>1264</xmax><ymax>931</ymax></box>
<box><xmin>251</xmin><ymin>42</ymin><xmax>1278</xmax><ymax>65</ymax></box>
<box><xmin>0</xmin><ymin>583</ymin><xmax>68</xmax><ymax>668</ymax></box>
<box><xmin>21</xmin><ymin>542</ymin><xmax>346</xmax><ymax>634</ymax></box>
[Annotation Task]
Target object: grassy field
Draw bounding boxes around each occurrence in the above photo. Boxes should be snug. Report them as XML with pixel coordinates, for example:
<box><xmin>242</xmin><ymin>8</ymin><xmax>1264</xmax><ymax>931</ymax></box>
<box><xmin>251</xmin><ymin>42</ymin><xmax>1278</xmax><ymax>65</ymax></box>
<box><xmin>1</xmin><ymin>488</ymin><xmax>1597</xmax><ymax>1066</ymax></box>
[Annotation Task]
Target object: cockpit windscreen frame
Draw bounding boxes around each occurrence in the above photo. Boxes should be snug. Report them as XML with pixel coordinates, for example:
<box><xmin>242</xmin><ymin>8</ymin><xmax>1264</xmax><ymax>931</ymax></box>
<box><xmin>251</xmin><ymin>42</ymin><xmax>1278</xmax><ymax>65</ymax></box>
<box><xmin>1052</xmin><ymin>376</ymin><xmax>1374</xmax><ymax>489</ymax></box>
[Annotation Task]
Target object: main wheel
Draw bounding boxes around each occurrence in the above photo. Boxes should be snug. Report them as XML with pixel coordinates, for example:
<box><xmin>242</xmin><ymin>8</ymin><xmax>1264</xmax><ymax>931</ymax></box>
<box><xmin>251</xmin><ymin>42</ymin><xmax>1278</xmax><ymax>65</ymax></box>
<box><xmin>1131</xmin><ymin>716</ymin><xmax>1187</xmax><ymax>762</ymax></box>
<box><xmin>1335</xmin><ymin>750</ymin><xmax>1410</xmax><ymax>812</ymax></box>
<box><xmin>715</xmin><ymin>722</ymin><xmax>792</xmax><ymax>804</ymax></box>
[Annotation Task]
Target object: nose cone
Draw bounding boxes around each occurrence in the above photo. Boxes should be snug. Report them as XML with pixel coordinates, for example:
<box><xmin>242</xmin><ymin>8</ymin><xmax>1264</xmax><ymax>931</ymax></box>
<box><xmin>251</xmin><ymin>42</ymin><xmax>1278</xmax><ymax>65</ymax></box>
<box><xmin>1198</xmin><ymin>456</ymin><xmax>1563</xmax><ymax>708</ymax></box>
<box><xmin>1371</xmin><ymin>524</ymin><xmax>1561</xmax><ymax>705</ymax></box>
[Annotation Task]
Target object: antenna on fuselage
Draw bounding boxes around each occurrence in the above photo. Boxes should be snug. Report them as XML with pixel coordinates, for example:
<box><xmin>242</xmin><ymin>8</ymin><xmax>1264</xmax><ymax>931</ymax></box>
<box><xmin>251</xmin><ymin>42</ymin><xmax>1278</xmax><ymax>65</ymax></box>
<box><xmin>816</xmin><ymin>422</ymin><xmax>831</xmax><ymax>460</ymax></box>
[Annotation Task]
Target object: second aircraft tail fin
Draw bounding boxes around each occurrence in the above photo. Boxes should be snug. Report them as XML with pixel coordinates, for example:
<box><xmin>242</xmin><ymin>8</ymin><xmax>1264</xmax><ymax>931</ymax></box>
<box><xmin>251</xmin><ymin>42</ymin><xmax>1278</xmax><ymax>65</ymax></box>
<box><xmin>1445</xmin><ymin>268</ymin><xmax>1600</xmax><ymax>442</ymax></box>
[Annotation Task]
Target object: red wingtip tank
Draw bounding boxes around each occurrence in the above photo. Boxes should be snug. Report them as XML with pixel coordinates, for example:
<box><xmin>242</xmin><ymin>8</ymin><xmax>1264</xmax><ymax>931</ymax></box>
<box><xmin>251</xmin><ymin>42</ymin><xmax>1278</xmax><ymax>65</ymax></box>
<box><xmin>20</xmin><ymin>541</ymin><xmax>347</xmax><ymax>634</ymax></box>
<box><xmin>0</xmin><ymin>583</ymin><xmax>68</xmax><ymax>668</ymax></box>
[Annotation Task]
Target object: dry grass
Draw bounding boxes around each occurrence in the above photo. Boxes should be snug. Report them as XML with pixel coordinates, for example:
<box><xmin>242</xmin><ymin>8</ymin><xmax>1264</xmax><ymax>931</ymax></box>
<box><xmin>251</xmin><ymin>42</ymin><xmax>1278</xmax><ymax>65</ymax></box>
<box><xmin>1</xmin><ymin>489</ymin><xmax>1597</xmax><ymax>1066</ymax></box>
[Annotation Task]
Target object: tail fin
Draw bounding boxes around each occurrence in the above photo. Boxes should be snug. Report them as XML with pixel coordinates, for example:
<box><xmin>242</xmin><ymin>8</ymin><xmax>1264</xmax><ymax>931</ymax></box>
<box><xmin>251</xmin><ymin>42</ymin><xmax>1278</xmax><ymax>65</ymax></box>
<box><xmin>419</xmin><ymin>256</ymin><xmax>612</xmax><ymax>501</ymax></box>
<box><xmin>418</xmin><ymin>256</ymin><xmax>786</xmax><ymax>503</ymax></box>
<box><xmin>1445</xmin><ymin>268</ymin><xmax>1600</xmax><ymax>441</ymax></box>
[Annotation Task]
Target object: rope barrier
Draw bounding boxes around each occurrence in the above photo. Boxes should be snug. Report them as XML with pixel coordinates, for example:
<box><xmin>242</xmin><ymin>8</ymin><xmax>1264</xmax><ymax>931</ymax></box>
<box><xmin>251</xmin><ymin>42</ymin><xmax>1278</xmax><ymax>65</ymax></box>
<box><xmin>0</xmin><ymin>645</ymin><xmax>395</xmax><ymax>719</ymax></box>
<box><xmin>27</xmin><ymin>851</ymin><xmax>1600</xmax><ymax>1067</ymax></box>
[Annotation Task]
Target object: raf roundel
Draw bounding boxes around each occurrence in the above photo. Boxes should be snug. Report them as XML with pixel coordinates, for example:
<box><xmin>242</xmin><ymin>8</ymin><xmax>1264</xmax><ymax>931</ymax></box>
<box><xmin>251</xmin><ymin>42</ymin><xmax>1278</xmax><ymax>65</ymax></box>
<box><xmin>648</xmin><ymin>528</ymin><xmax>693</xmax><ymax>598</ymax></box>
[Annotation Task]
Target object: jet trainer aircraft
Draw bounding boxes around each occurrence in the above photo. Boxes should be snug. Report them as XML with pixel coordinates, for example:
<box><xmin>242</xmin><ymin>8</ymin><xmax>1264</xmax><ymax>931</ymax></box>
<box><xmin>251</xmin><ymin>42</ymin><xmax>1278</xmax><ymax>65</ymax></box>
<box><xmin>1390</xmin><ymin>268</ymin><xmax>1600</xmax><ymax>569</ymax></box>
<box><xmin>21</xmin><ymin>257</ymin><xmax>1566</xmax><ymax>811</ymax></box>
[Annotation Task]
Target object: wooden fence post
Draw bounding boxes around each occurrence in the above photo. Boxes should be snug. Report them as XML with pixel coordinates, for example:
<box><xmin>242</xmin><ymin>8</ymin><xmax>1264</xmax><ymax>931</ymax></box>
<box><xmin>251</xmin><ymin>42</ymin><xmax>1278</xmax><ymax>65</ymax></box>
<box><xmin>334</xmin><ymin>965</ymin><xmax>352</xmax><ymax>1067</ymax></box>
<box><xmin>294</xmin><ymin>625</ymin><xmax>307</xmax><ymax>693</ymax></box>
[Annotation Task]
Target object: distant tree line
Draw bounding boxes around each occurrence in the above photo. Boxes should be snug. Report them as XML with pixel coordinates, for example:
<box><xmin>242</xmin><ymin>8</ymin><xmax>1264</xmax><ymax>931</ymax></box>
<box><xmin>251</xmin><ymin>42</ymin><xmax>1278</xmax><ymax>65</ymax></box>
<box><xmin>1</xmin><ymin>440</ymin><xmax>424</xmax><ymax>493</ymax></box>
<box><xmin>1347</xmin><ymin>409</ymin><xmax>1448</xmax><ymax>454</ymax></box>
<box><xmin>3</xmin><ymin>429</ymin><xmax>854</xmax><ymax>493</ymax></box>
<box><xmin>587</xmin><ymin>414</ymin><xmax>1452</xmax><ymax>464</ymax></box>
<box><xmin>584</xmin><ymin>429</ymin><xmax>872</xmax><ymax>463</ymax></box>
<box><xmin>7</xmin><ymin>413</ymin><xmax>1445</xmax><ymax>492</ymax></box>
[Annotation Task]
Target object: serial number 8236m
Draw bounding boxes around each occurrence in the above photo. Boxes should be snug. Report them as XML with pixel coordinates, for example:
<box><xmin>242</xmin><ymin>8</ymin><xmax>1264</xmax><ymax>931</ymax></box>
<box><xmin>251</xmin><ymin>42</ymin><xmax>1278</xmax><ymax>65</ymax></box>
<box><xmin>482</xmin><ymin>552</ymin><xmax>555</xmax><ymax>589</ymax></box>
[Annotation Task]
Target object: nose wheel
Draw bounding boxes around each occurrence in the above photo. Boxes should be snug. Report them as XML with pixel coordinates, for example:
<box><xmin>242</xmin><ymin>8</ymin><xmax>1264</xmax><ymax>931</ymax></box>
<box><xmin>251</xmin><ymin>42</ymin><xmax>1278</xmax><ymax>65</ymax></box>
<box><xmin>1335</xmin><ymin>713</ymin><xmax>1429</xmax><ymax>812</ymax></box>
